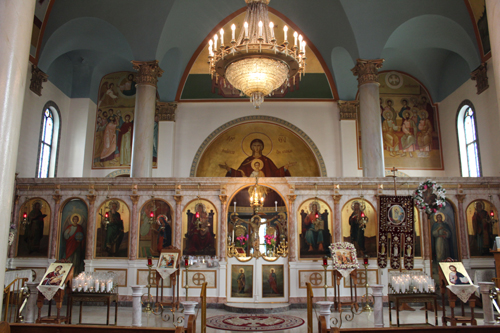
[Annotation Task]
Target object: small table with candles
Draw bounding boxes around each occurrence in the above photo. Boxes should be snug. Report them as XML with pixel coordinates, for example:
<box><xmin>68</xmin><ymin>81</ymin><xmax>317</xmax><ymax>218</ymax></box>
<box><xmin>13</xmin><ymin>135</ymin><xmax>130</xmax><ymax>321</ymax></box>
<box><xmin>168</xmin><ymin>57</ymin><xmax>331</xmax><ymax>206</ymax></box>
<box><xmin>68</xmin><ymin>292</ymin><xmax>118</xmax><ymax>325</ymax></box>
<box><xmin>388</xmin><ymin>293</ymin><xmax>438</xmax><ymax>327</ymax></box>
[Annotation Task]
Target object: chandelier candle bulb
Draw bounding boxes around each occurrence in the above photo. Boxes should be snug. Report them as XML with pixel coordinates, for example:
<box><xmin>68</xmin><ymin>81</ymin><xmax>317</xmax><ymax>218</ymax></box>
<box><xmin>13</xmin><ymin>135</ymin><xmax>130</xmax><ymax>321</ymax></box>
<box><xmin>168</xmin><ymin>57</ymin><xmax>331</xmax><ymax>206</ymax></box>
<box><xmin>283</xmin><ymin>25</ymin><xmax>288</xmax><ymax>41</ymax></box>
<box><xmin>269</xmin><ymin>22</ymin><xmax>275</xmax><ymax>38</ymax></box>
<box><xmin>220</xmin><ymin>28</ymin><xmax>224</xmax><ymax>46</ymax></box>
<box><xmin>244</xmin><ymin>21</ymin><xmax>249</xmax><ymax>38</ymax></box>
<box><xmin>293</xmin><ymin>31</ymin><xmax>298</xmax><ymax>47</ymax></box>
<box><xmin>213</xmin><ymin>34</ymin><xmax>218</xmax><ymax>49</ymax></box>
<box><xmin>231</xmin><ymin>24</ymin><xmax>236</xmax><ymax>41</ymax></box>
<box><xmin>258</xmin><ymin>21</ymin><xmax>263</xmax><ymax>37</ymax></box>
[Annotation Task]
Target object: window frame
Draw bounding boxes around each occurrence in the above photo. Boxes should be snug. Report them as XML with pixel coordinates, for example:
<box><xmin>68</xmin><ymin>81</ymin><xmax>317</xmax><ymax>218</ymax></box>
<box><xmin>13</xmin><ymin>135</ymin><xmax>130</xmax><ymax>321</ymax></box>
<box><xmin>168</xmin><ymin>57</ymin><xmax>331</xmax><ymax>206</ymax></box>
<box><xmin>35</xmin><ymin>101</ymin><xmax>61</xmax><ymax>178</ymax></box>
<box><xmin>456</xmin><ymin>100</ymin><xmax>482</xmax><ymax>177</ymax></box>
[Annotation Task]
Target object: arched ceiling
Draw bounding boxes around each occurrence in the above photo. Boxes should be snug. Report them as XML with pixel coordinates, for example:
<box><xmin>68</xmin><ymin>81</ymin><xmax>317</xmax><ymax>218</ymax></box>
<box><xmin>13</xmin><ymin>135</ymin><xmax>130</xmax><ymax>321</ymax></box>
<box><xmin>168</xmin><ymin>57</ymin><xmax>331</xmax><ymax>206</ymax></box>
<box><xmin>36</xmin><ymin>0</ymin><xmax>484</xmax><ymax>103</ymax></box>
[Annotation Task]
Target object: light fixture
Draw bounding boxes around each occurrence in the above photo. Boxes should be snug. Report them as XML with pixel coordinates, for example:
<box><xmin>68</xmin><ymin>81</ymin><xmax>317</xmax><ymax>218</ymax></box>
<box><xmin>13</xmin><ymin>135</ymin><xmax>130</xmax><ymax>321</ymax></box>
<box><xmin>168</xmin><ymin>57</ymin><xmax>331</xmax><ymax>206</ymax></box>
<box><xmin>250</xmin><ymin>177</ymin><xmax>265</xmax><ymax>212</ymax></box>
<box><xmin>208</xmin><ymin>0</ymin><xmax>306</xmax><ymax>109</ymax></box>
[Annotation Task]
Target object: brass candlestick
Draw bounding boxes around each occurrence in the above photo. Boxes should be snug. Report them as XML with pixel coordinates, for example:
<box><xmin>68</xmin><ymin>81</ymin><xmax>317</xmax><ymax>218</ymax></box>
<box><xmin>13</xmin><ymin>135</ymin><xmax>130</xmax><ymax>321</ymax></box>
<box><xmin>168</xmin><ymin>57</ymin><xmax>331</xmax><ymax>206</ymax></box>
<box><xmin>184</xmin><ymin>259</ymin><xmax>190</xmax><ymax>301</ymax></box>
<box><xmin>361</xmin><ymin>257</ymin><xmax>373</xmax><ymax>312</ymax></box>
<box><xmin>323</xmin><ymin>256</ymin><xmax>329</xmax><ymax>301</ymax></box>
<box><xmin>143</xmin><ymin>257</ymin><xmax>154</xmax><ymax>313</ymax></box>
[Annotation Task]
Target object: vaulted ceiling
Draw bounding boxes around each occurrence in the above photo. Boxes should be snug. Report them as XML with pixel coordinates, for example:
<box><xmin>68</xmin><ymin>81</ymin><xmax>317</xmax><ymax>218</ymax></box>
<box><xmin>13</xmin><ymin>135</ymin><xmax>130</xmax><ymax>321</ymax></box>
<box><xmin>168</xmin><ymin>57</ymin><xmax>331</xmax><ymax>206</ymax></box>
<box><xmin>34</xmin><ymin>0</ymin><xmax>485</xmax><ymax>104</ymax></box>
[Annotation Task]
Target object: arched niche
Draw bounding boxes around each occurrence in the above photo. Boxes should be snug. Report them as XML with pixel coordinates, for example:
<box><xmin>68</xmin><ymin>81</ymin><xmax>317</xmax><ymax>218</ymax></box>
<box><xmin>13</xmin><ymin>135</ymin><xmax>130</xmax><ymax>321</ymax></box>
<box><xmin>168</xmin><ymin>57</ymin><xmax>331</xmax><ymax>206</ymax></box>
<box><xmin>95</xmin><ymin>199</ymin><xmax>130</xmax><ymax>258</ymax></box>
<box><xmin>227</xmin><ymin>184</ymin><xmax>287</xmax><ymax>261</ymax></box>
<box><xmin>341</xmin><ymin>198</ymin><xmax>378</xmax><ymax>258</ymax></box>
<box><xmin>17</xmin><ymin>198</ymin><xmax>51</xmax><ymax>258</ymax></box>
<box><xmin>465</xmin><ymin>199</ymin><xmax>498</xmax><ymax>257</ymax></box>
<box><xmin>138</xmin><ymin>198</ymin><xmax>174</xmax><ymax>258</ymax></box>
<box><xmin>182</xmin><ymin>198</ymin><xmax>217</xmax><ymax>257</ymax></box>
<box><xmin>297</xmin><ymin>198</ymin><xmax>332</xmax><ymax>260</ymax></box>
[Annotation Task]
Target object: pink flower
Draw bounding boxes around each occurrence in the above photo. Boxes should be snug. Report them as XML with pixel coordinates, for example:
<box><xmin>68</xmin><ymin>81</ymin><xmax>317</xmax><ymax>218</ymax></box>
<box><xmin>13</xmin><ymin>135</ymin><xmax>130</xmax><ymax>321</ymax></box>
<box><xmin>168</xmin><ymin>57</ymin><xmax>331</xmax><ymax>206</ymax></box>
<box><xmin>424</xmin><ymin>185</ymin><xmax>428</xmax><ymax>190</ymax></box>
<box><xmin>433</xmin><ymin>208</ymin><xmax>437</xmax><ymax>213</ymax></box>
<box><xmin>439</xmin><ymin>204</ymin><xmax>442</xmax><ymax>208</ymax></box>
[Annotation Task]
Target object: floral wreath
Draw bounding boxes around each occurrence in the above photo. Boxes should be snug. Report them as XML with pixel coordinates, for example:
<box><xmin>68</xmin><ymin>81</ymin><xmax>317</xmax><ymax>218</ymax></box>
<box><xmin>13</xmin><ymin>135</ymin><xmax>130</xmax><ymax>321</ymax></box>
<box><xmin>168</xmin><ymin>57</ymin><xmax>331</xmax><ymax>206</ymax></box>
<box><xmin>329</xmin><ymin>242</ymin><xmax>359</xmax><ymax>270</ymax></box>
<box><xmin>413</xmin><ymin>179</ymin><xmax>446</xmax><ymax>215</ymax></box>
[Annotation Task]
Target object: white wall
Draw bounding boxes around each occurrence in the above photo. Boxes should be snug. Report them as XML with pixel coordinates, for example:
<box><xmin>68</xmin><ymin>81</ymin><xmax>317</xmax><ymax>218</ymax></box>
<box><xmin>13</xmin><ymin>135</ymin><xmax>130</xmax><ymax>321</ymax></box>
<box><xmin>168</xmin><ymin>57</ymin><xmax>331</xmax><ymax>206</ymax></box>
<box><xmin>172</xmin><ymin>101</ymin><xmax>342</xmax><ymax>177</ymax></box>
<box><xmin>438</xmin><ymin>58</ymin><xmax>500</xmax><ymax>177</ymax></box>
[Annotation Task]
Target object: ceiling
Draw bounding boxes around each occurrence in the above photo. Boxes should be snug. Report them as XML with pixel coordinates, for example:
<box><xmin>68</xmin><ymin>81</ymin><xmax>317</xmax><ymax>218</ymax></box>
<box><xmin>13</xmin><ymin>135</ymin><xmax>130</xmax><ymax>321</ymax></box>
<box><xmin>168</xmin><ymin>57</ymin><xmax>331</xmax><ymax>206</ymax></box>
<box><xmin>34</xmin><ymin>0</ymin><xmax>485</xmax><ymax>104</ymax></box>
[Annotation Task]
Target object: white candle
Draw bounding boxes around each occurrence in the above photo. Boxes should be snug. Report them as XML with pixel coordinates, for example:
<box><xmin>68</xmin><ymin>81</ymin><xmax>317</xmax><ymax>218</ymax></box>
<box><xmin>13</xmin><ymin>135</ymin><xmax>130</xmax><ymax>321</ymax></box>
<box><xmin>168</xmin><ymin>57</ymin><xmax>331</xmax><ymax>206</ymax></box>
<box><xmin>258</xmin><ymin>21</ymin><xmax>263</xmax><ymax>37</ymax></box>
<box><xmin>213</xmin><ymin>34</ymin><xmax>218</xmax><ymax>50</ymax></box>
<box><xmin>94</xmin><ymin>279</ymin><xmax>99</xmax><ymax>291</ymax></box>
<box><xmin>298</xmin><ymin>34</ymin><xmax>303</xmax><ymax>48</ymax></box>
<box><xmin>208</xmin><ymin>40</ymin><xmax>213</xmax><ymax>56</ymax></box>
<box><xmin>101</xmin><ymin>282</ymin><xmax>105</xmax><ymax>293</ymax></box>
<box><xmin>293</xmin><ymin>31</ymin><xmax>298</xmax><ymax>47</ymax></box>
<box><xmin>283</xmin><ymin>25</ymin><xmax>288</xmax><ymax>41</ymax></box>
<box><xmin>220</xmin><ymin>28</ymin><xmax>224</xmax><ymax>46</ymax></box>
<box><xmin>269</xmin><ymin>22</ymin><xmax>275</xmax><ymax>38</ymax></box>
<box><xmin>302</xmin><ymin>41</ymin><xmax>306</xmax><ymax>56</ymax></box>
<box><xmin>275</xmin><ymin>201</ymin><xmax>277</xmax><ymax>211</ymax></box>
<box><xmin>232</xmin><ymin>229</ymin><xmax>235</xmax><ymax>242</ymax></box>
<box><xmin>231</xmin><ymin>24</ymin><xmax>236</xmax><ymax>41</ymax></box>
<box><xmin>244</xmin><ymin>22</ymin><xmax>249</xmax><ymax>38</ymax></box>
<box><xmin>234</xmin><ymin>201</ymin><xmax>236</xmax><ymax>212</ymax></box>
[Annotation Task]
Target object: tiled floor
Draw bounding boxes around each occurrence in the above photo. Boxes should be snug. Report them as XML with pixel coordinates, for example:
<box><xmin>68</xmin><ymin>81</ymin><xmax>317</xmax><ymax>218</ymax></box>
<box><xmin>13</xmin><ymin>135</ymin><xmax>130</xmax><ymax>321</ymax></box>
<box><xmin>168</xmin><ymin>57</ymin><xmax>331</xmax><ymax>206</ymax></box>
<box><xmin>36</xmin><ymin>303</ymin><xmax>491</xmax><ymax>332</ymax></box>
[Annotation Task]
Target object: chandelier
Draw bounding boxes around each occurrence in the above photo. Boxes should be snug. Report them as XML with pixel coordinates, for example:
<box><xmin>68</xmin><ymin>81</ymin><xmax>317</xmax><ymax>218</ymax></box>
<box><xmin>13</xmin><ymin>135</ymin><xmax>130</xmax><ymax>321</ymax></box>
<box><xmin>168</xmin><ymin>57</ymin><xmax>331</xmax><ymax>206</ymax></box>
<box><xmin>208</xmin><ymin>0</ymin><xmax>306</xmax><ymax>108</ymax></box>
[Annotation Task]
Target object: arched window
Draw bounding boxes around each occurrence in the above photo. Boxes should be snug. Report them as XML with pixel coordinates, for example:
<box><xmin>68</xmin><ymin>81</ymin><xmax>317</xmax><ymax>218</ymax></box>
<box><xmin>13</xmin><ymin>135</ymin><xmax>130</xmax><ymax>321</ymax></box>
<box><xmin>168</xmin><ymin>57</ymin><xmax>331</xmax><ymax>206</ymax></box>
<box><xmin>457</xmin><ymin>101</ymin><xmax>481</xmax><ymax>177</ymax></box>
<box><xmin>36</xmin><ymin>102</ymin><xmax>61</xmax><ymax>178</ymax></box>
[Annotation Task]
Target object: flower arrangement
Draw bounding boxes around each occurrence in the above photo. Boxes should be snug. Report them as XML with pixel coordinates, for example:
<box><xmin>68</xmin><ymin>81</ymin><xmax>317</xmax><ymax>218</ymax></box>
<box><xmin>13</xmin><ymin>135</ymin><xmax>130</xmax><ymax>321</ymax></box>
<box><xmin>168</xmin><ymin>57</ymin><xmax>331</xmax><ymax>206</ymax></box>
<box><xmin>413</xmin><ymin>179</ymin><xmax>446</xmax><ymax>215</ymax></box>
<box><xmin>236</xmin><ymin>234</ymin><xmax>248</xmax><ymax>248</ymax></box>
<box><xmin>264</xmin><ymin>234</ymin><xmax>276</xmax><ymax>248</ymax></box>
<box><xmin>329</xmin><ymin>242</ymin><xmax>359</xmax><ymax>270</ymax></box>
<box><xmin>8</xmin><ymin>223</ymin><xmax>16</xmax><ymax>246</ymax></box>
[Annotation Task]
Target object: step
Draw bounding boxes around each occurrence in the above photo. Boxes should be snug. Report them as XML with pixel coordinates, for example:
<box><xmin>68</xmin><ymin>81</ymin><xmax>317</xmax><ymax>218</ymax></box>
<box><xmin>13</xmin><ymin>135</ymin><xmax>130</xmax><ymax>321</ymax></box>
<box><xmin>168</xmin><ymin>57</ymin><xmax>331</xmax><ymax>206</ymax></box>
<box><xmin>224</xmin><ymin>302</ymin><xmax>291</xmax><ymax>314</ymax></box>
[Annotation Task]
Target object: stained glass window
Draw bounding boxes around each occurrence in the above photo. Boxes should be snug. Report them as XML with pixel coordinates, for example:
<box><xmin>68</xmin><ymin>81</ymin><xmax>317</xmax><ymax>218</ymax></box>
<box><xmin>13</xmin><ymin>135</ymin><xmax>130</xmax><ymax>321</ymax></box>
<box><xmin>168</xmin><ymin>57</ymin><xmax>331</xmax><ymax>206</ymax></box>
<box><xmin>457</xmin><ymin>104</ymin><xmax>481</xmax><ymax>177</ymax></box>
<box><xmin>37</xmin><ymin>108</ymin><xmax>54</xmax><ymax>178</ymax></box>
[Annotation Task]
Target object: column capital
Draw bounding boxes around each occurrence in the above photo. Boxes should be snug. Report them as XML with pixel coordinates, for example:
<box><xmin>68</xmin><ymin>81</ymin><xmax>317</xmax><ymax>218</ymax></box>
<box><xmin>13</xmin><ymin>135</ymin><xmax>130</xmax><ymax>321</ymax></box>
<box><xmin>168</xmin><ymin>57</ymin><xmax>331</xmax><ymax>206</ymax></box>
<box><xmin>338</xmin><ymin>100</ymin><xmax>358</xmax><ymax>120</ymax></box>
<box><xmin>156</xmin><ymin>102</ymin><xmax>177</xmax><ymax>122</ymax></box>
<box><xmin>332</xmin><ymin>195</ymin><xmax>342</xmax><ymax>204</ymax></box>
<box><xmin>287</xmin><ymin>195</ymin><xmax>297</xmax><ymax>204</ymax></box>
<box><xmin>131</xmin><ymin>60</ymin><xmax>164</xmax><ymax>87</ymax></box>
<box><xmin>471</xmin><ymin>62</ymin><xmax>489</xmax><ymax>95</ymax></box>
<box><xmin>52</xmin><ymin>195</ymin><xmax>62</xmax><ymax>204</ymax></box>
<box><xmin>455</xmin><ymin>194</ymin><xmax>466</xmax><ymax>203</ymax></box>
<box><xmin>174</xmin><ymin>195</ymin><xmax>183</xmax><ymax>205</ymax></box>
<box><xmin>130</xmin><ymin>195</ymin><xmax>140</xmax><ymax>205</ymax></box>
<box><xmin>351</xmin><ymin>59</ymin><xmax>384</xmax><ymax>86</ymax></box>
<box><xmin>219</xmin><ymin>195</ymin><xmax>228</xmax><ymax>205</ymax></box>
<box><xmin>29</xmin><ymin>65</ymin><xmax>48</xmax><ymax>96</ymax></box>
<box><xmin>86</xmin><ymin>195</ymin><xmax>96</xmax><ymax>205</ymax></box>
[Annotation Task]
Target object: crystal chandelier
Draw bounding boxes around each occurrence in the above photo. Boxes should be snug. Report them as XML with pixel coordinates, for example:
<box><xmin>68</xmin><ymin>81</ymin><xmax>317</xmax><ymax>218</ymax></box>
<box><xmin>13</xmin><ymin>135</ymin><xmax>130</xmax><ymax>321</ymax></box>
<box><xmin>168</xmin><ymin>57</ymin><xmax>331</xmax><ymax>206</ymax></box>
<box><xmin>208</xmin><ymin>0</ymin><xmax>306</xmax><ymax>108</ymax></box>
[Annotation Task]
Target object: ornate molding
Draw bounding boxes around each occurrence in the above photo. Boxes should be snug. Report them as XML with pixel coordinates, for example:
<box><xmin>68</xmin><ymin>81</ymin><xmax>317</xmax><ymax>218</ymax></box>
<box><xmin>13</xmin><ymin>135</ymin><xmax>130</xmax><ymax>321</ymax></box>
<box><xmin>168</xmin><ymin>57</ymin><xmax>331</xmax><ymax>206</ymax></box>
<box><xmin>86</xmin><ymin>195</ymin><xmax>96</xmax><ymax>205</ymax></box>
<box><xmin>52</xmin><ymin>195</ymin><xmax>62</xmax><ymax>204</ymax></box>
<box><xmin>455</xmin><ymin>194</ymin><xmax>466</xmax><ymax>203</ymax></box>
<box><xmin>351</xmin><ymin>59</ymin><xmax>384</xmax><ymax>86</ymax></box>
<box><xmin>130</xmin><ymin>195</ymin><xmax>140</xmax><ymax>205</ymax></box>
<box><xmin>156</xmin><ymin>102</ymin><xmax>177</xmax><ymax>122</ymax></box>
<box><xmin>471</xmin><ymin>62</ymin><xmax>489</xmax><ymax>95</ymax></box>
<box><xmin>131</xmin><ymin>60</ymin><xmax>164</xmax><ymax>87</ymax></box>
<box><xmin>287</xmin><ymin>195</ymin><xmax>297</xmax><ymax>204</ymax></box>
<box><xmin>174</xmin><ymin>195</ymin><xmax>183</xmax><ymax>205</ymax></box>
<box><xmin>29</xmin><ymin>65</ymin><xmax>48</xmax><ymax>96</ymax></box>
<box><xmin>332</xmin><ymin>195</ymin><xmax>342</xmax><ymax>204</ymax></box>
<box><xmin>219</xmin><ymin>195</ymin><xmax>228</xmax><ymax>205</ymax></box>
<box><xmin>338</xmin><ymin>100</ymin><xmax>359</xmax><ymax>121</ymax></box>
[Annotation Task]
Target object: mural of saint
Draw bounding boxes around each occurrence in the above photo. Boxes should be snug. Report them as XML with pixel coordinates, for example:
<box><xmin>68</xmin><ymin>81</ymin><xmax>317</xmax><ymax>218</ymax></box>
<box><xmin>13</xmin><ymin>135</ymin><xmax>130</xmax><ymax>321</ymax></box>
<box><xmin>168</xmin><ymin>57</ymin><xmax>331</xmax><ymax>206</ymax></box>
<box><xmin>342</xmin><ymin>198</ymin><xmax>377</xmax><ymax>257</ymax></box>
<box><xmin>358</xmin><ymin>72</ymin><xmax>443</xmax><ymax>170</ymax></box>
<box><xmin>219</xmin><ymin>139</ymin><xmax>294</xmax><ymax>177</ymax></box>
<box><xmin>262</xmin><ymin>265</ymin><xmax>284</xmax><ymax>298</ymax></box>
<box><xmin>96</xmin><ymin>199</ymin><xmax>130</xmax><ymax>258</ymax></box>
<box><xmin>231</xmin><ymin>265</ymin><xmax>253</xmax><ymax>297</ymax></box>
<box><xmin>139</xmin><ymin>199</ymin><xmax>173</xmax><ymax>257</ymax></box>
<box><xmin>298</xmin><ymin>199</ymin><xmax>331</xmax><ymax>259</ymax></box>
<box><xmin>17</xmin><ymin>199</ymin><xmax>51</xmax><ymax>257</ymax></box>
<box><xmin>466</xmin><ymin>200</ymin><xmax>498</xmax><ymax>256</ymax></box>
<box><xmin>182</xmin><ymin>200</ymin><xmax>216</xmax><ymax>256</ymax></box>
<box><xmin>59</xmin><ymin>199</ymin><xmax>87</xmax><ymax>275</ymax></box>
<box><xmin>92</xmin><ymin>71</ymin><xmax>157</xmax><ymax>169</ymax></box>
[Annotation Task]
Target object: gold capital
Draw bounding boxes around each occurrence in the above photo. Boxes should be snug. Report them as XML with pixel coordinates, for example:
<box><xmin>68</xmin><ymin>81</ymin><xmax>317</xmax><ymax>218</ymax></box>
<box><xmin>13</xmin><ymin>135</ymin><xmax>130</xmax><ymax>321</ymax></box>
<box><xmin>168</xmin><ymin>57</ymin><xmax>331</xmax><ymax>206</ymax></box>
<box><xmin>351</xmin><ymin>59</ymin><xmax>384</xmax><ymax>87</ymax></box>
<box><xmin>130</xmin><ymin>195</ymin><xmax>140</xmax><ymax>205</ymax></box>
<box><xmin>287</xmin><ymin>195</ymin><xmax>297</xmax><ymax>204</ymax></box>
<box><xmin>174</xmin><ymin>195</ymin><xmax>183</xmax><ymax>205</ymax></box>
<box><xmin>30</xmin><ymin>65</ymin><xmax>48</xmax><ymax>96</ymax></box>
<box><xmin>455</xmin><ymin>194</ymin><xmax>466</xmax><ymax>203</ymax></box>
<box><xmin>219</xmin><ymin>195</ymin><xmax>228</xmax><ymax>205</ymax></box>
<box><xmin>86</xmin><ymin>195</ymin><xmax>96</xmax><ymax>205</ymax></box>
<box><xmin>53</xmin><ymin>195</ymin><xmax>62</xmax><ymax>204</ymax></box>
<box><xmin>332</xmin><ymin>195</ymin><xmax>342</xmax><ymax>204</ymax></box>
<box><xmin>338</xmin><ymin>100</ymin><xmax>359</xmax><ymax>120</ymax></box>
<box><xmin>131</xmin><ymin>60</ymin><xmax>164</xmax><ymax>87</ymax></box>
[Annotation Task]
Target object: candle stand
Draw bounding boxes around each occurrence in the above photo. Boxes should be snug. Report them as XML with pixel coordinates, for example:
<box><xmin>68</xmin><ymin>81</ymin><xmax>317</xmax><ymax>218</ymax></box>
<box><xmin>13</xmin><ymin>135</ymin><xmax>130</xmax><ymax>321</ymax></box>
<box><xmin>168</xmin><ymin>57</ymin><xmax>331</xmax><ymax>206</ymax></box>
<box><xmin>361</xmin><ymin>258</ymin><xmax>373</xmax><ymax>312</ymax></box>
<box><xmin>142</xmin><ymin>257</ymin><xmax>154</xmax><ymax>313</ymax></box>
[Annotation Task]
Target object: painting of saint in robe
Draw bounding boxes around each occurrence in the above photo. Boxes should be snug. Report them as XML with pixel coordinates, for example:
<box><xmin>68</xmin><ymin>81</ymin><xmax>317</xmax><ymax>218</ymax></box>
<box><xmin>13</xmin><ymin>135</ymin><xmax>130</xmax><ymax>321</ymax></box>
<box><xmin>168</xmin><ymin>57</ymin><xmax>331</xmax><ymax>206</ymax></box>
<box><xmin>341</xmin><ymin>199</ymin><xmax>377</xmax><ymax>258</ymax></box>
<box><xmin>219</xmin><ymin>139</ymin><xmax>295</xmax><ymax>177</ymax></box>
<box><xmin>96</xmin><ymin>200</ymin><xmax>130</xmax><ymax>258</ymax></box>
<box><xmin>17</xmin><ymin>198</ymin><xmax>51</xmax><ymax>257</ymax></box>
<box><xmin>466</xmin><ymin>200</ymin><xmax>498</xmax><ymax>257</ymax></box>
<box><xmin>139</xmin><ymin>199</ymin><xmax>173</xmax><ymax>257</ymax></box>
<box><xmin>231</xmin><ymin>265</ymin><xmax>253</xmax><ymax>298</ymax></box>
<box><xmin>59</xmin><ymin>199</ymin><xmax>88</xmax><ymax>275</ymax></box>
<box><xmin>299</xmin><ymin>199</ymin><xmax>331</xmax><ymax>259</ymax></box>
<box><xmin>183</xmin><ymin>201</ymin><xmax>216</xmax><ymax>256</ymax></box>
<box><xmin>262</xmin><ymin>265</ymin><xmax>284</xmax><ymax>298</ymax></box>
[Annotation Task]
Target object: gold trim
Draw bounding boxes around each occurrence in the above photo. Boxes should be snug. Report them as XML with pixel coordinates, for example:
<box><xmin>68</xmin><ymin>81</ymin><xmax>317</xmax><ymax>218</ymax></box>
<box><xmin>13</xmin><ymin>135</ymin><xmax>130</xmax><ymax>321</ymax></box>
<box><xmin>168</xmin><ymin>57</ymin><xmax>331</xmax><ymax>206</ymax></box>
<box><xmin>182</xmin><ymin>270</ymin><xmax>217</xmax><ymax>289</ymax></box>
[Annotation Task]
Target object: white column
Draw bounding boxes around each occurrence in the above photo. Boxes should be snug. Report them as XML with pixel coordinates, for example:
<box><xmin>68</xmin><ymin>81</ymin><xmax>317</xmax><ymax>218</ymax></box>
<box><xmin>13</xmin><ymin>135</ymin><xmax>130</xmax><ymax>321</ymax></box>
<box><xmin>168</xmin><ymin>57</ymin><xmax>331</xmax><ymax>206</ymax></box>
<box><xmin>338</xmin><ymin>101</ymin><xmax>361</xmax><ymax>177</ymax></box>
<box><xmin>370</xmin><ymin>284</ymin><xmax>384</xmax><ymax>328</ymax></box>
<box><xmin>25</xmin><ymin>282</ymin><xmax>39</xmax><ymax>323</ymax></box>
<box><xmin>486</xmin><ymin>0</ymin><xmax>500</xmax><ymax>118</ymax></box>
<box><xmin>352</xmin><ymin>59</ymin><xmax>385</xmax><ymax>177</ymax></box>
<box><xmin>316</xmin><ymin>301</ymin><xmax>334</xmax><ymax>329</ymax></box>
<box><xmin>131</xmin><ymin>285</ymin><xmax>145</xmax><ymax>327</ymax></box>
<box><xmin>130</xmin><ymin>61</ymin><xmax>163</xmax><ymax>178</ymax></box>
<box><xmin>0</xmin><ymin>0</ymin><xmax>37</xmax><ymax>316</ymax></box>
<box><xmin>181</xmin><ymin>301</ymin><xmax>198</xmax><ymax>328</ymax></box>
<box><xmin>478</xmin><ymin>282</ymin><xmax>496</xmax><ymax>325</ymax></box>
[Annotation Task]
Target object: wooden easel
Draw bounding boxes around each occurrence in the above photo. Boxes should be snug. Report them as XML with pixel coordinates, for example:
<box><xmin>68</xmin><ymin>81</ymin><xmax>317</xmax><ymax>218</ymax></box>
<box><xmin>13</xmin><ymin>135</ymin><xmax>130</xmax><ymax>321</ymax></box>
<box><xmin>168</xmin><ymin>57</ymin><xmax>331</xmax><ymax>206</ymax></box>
<box><xmin>36</xmin><ymin>263</ymin><xmax>74</xmax><ymax>324</ymax></box>
<box><xmin>155</xmin><ymin>246</ymin><xmax>181</xmax><ymax>312</ymax></box>
<box><xmin>438</xmin><ymin>263</ymin><xmax>476</xmax><ymax>326</ymax></box>
<box><xmin>332</xmin><ymin>269</ymin><xmax>359</xmax><ymax>313</ymax></box>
